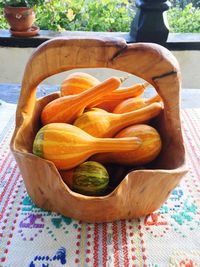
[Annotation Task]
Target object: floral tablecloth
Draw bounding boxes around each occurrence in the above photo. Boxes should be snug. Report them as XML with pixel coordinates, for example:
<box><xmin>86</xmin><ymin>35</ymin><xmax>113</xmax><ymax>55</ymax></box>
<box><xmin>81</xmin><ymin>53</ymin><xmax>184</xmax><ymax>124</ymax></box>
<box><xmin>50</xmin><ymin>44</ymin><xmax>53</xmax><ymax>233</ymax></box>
<box><xmin>0</xmin><ymin>100</ymin><xmax>200</xmax><ymax>267</ymax></box>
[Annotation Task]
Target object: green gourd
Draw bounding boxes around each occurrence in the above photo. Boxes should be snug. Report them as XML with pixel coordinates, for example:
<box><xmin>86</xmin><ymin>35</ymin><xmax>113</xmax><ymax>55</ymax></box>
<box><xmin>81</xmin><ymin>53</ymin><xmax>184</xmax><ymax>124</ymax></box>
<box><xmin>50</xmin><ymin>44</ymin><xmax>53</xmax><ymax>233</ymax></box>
<box><xmin>60</xmin><ymin>161</ymin><xmax>109</xmax><ymax>196</ymax></box>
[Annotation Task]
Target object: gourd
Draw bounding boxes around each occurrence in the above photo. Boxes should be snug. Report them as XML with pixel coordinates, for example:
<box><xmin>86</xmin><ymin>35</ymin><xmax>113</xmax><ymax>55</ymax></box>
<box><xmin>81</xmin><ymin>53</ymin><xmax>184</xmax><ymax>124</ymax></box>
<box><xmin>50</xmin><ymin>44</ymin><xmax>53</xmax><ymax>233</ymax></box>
<box><xmin>113</xmin><ymin>94</ymin><xmax>162</xmax><ymax>114</ymax></box>
<box><xmin>74</xmin><ymin>102</ymin><xmax>163</xmax><ymax>138</ymax></box>
<box><xmin>89</xmin><ymin>81</ymin><xmax>149</xmax><ymax>112</ymax></box>
<box><xmin>60</xmin><ymin>161</ymin><xmax>110</xmax><ymax>196</ymax></box>
<box><xmin>32</xmin><ymin>123</ymin><xmax>142</xmax><ymax>170</ymax></box>
<box><xmin>60</xmin><ymin>72</ymin><xmax>100</xmax><ymax>96</ymax></box>
<box><xmin>91</xmin><ymin>124</ymin><xmax>162</xmax><ymax>166</ymax></box>
<box><xmin>41</xmin><ymin>76</ymin><xmax>122</xmax><ymax>125</ymax></box>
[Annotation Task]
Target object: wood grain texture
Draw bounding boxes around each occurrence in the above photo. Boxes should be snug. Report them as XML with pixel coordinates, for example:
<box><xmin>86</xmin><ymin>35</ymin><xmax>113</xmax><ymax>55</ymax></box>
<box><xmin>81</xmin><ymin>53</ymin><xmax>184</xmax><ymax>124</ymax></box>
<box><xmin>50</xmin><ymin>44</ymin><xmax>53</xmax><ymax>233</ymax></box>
<box><xmin>10</xmin><ymin>37</ymin><xmax>188</xmax><ymax>222</ymax></box>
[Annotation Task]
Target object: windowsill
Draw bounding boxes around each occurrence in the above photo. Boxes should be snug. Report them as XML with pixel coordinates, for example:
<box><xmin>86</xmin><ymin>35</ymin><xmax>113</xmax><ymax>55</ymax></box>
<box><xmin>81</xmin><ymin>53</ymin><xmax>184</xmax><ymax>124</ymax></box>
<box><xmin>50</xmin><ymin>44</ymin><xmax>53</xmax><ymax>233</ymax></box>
<box><xmin>0</xmin><ymin>29</ymin><xmax>200</xmax><ymax>50</ymax></box>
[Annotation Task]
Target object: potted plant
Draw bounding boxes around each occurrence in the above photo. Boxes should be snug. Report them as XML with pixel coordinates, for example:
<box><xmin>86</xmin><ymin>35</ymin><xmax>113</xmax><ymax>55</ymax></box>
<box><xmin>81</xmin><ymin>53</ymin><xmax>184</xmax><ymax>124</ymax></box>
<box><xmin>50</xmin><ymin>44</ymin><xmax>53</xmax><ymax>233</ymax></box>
<box><xmin>1</xmin><ymin>0</ymin><xmax>42</xmax><ymax>35</ymax></box>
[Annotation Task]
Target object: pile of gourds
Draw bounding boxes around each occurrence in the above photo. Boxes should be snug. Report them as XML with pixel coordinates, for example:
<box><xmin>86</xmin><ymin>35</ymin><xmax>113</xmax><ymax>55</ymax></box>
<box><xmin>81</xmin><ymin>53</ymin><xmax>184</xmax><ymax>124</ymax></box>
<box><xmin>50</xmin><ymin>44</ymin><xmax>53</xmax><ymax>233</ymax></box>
<box><xmin>33</xmin><ymin>72</ymin><xmax>163</xmax><ymax>196</ymax></box>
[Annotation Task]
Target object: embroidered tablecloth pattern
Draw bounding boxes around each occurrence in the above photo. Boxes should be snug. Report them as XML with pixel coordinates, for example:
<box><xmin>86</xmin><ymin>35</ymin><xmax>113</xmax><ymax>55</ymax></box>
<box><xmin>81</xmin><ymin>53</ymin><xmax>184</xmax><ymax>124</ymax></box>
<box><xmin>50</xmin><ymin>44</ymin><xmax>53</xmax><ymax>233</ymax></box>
<box><xmin>0</xmin><ymin>101</ymin><xmax>200</xmax><ymax>267</ymax></box>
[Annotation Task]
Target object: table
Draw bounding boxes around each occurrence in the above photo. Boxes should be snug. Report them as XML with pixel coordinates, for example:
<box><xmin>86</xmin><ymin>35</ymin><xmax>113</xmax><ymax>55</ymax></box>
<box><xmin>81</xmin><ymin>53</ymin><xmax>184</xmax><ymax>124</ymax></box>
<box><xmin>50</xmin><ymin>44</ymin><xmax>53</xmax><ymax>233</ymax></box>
<box><xmin>0</xmin><ymin>100</ymin><xmax>200</xmax><ymax>266</ymax></box>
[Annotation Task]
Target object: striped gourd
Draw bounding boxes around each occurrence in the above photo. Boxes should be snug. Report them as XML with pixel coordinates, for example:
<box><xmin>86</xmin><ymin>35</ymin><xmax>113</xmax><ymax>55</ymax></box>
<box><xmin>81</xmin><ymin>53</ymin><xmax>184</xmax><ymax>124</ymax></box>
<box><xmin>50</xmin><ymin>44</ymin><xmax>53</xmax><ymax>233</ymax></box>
<box><xmin>74</xmin><ymin>102</ymin><xmax>163</xmax><ymax>138</ymax></box>
<box><xmin>113</xmin><ymin>94</ymin><xmax>162</xmax><ymax>114</ymax></box>
<box><xmin>91</xmin><ymin>124</ymin><xmax>162</xmax><ymax>166</ymax></box>
<box><xmin>60</xmin><ymin>72</ymin><xmax>100</xmax><ymax>96</ymax></box>
<box><xmin>89</xmin><ymin>81</ymin><xmax>149</xmax><ymax>112</ymax></box>
<box><xmin>72</xmin><ymin>161</ymin><xmax>109</xmax><ymax>196</ymax></box>
<box><xmin>32</xmin><ymin>123</ymin><xmax>141</xmax><ymax>170</ymax></box>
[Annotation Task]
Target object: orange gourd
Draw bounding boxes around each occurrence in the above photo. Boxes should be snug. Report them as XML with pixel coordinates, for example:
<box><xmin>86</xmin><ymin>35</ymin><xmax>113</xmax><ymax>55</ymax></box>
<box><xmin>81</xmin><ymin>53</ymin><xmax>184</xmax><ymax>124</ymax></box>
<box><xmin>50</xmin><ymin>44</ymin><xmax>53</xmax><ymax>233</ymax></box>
<box><xmin>91</xmin><ymin>124</ymin><xmax>162</xmax><ymax>166</ymax></box>
<box><xmin>41</xmin><ymin>76</ymin><xmax>122</xmax><ymax>125</ymax></box>
<box><xmin>89</xmin><ymin>81</ymin><xmax>149</xmax><ymax>112</ymax></box>
<box><xmin>32</xmin><ymin>123</ymin><xmax>141</xmax><ymax>170</ymax></box>
<box><xmin>74</xmin><ymin>102</ymin><xmax>163</xmax><ymax>138</ymax></box>
<box><xmin>113</xmin><ymin>94</ymin><xmax>162</xmax><ymax>114</ymax></box>
<box><xmin>60</xmin><ymin>72</ymin><xmax>100</xmax><ymax>96</ymax></box>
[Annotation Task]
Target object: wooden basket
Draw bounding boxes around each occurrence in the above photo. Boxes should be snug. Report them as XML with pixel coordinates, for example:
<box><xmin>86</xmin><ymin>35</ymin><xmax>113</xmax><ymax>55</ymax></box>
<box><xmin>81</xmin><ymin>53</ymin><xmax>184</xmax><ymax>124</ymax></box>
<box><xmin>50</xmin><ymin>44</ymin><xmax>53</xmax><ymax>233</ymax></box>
<box><xmin>10</xmin><ymin>37</ymin><xmax>188</xmax><ymax>223</ymax></box>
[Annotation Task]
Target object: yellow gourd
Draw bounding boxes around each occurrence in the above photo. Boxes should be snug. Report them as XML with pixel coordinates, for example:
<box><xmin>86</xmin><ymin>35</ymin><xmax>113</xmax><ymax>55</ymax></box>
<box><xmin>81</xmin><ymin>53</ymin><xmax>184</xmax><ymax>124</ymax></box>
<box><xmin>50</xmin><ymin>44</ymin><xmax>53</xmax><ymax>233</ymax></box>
<box><xmin>89</xmin><ymin>81</ymin><xmax>149</xmax><ymax>112</ymax></box>
<box><xmin>91</xmin><ymin>124</ymin><xmax>162</xmax><ymax>166</ymax></box>
<box><xmin>32</xmin><ymin>123</ymin><xmax>142</xmax><ymax>170</ymax></box>
<box><xmin>60</xmin><ymin>72</ymin><xmax>100</xmax><ymax>96</ymax></box>
<box><xmin>74</xmin><ymin>102</ymin><xmax>163</xmax><ymax>138</ymax></box>
<box><xmin>113</xmin><ymin>94</ymin><xmax>162</xmax><ymax>113</ymax></box>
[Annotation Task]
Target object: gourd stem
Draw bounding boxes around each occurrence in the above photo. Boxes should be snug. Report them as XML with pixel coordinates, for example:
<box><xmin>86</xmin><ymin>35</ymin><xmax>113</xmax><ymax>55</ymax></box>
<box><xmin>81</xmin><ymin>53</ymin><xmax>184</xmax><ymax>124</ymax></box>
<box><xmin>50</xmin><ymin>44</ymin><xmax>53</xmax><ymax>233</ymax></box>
<box><xmin>142</xmin><ymin>81</ymin><xmax>150</xmax><ymax>89</ymax></box>
<box><xmin>119</xmin><ymin>74</ymin><xmax>131</xmax><ymax>83</ymax></box>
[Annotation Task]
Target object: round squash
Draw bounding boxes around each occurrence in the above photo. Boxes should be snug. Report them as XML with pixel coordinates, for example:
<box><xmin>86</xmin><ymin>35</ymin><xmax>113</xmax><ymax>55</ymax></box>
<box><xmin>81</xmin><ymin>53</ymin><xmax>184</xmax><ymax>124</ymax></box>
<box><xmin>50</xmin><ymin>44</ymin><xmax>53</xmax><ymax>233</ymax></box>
<box><xmin>72</xmin><ymin>161</ymin><xmax>109</xmax><ymax>196</ymax></box>
<box><xmin>60</xmin><ymin>72</ymin><xmax>100</xmax><ymax>96</ymax></box>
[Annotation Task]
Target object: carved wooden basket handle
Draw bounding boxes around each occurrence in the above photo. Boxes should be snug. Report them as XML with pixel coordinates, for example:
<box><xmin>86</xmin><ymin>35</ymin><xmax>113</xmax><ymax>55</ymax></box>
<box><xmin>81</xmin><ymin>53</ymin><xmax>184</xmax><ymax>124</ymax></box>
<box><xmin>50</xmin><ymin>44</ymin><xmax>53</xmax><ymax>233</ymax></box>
<box><xmin>11</xmin><ymin>37</ymin><xmax>187</xmax><ymax>222</ymax></box>
<box><xmin>15</xmin><ymin>37</ymin><xmax>181</xmax><ymax>140</ymax></box>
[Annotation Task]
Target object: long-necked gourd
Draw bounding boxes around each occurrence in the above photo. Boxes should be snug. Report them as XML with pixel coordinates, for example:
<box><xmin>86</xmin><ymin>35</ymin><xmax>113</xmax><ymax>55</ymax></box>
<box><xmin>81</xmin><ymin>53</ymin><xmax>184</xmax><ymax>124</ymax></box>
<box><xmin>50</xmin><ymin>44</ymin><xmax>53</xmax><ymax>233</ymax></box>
<box><xmin>88</xmin><ymin>81</ymin><xmax>149</xmax><ymax>112</ymax></box>
<box><xmin>41</xmin><ymin>76</ymin><xmax>122</xmax><ymax>125</ymax></box>
<box><xmin>91</xmin><ymin>124</ymin><xmax>162</xmax><ymax>166</ymax></box>
<box><xmin>73</xmin><ymin>102</ymin><xmax>163</xmax><ymax>138</ymax></box>
<box><xmin>32</xmin><ymin>123</ymin><xmax>142</xmax><ymax>170</ymax></box>
<box><xmin>113</xmin><ymin>94</ymin><xmax>162</xmax><ymax>114</ymax></box>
